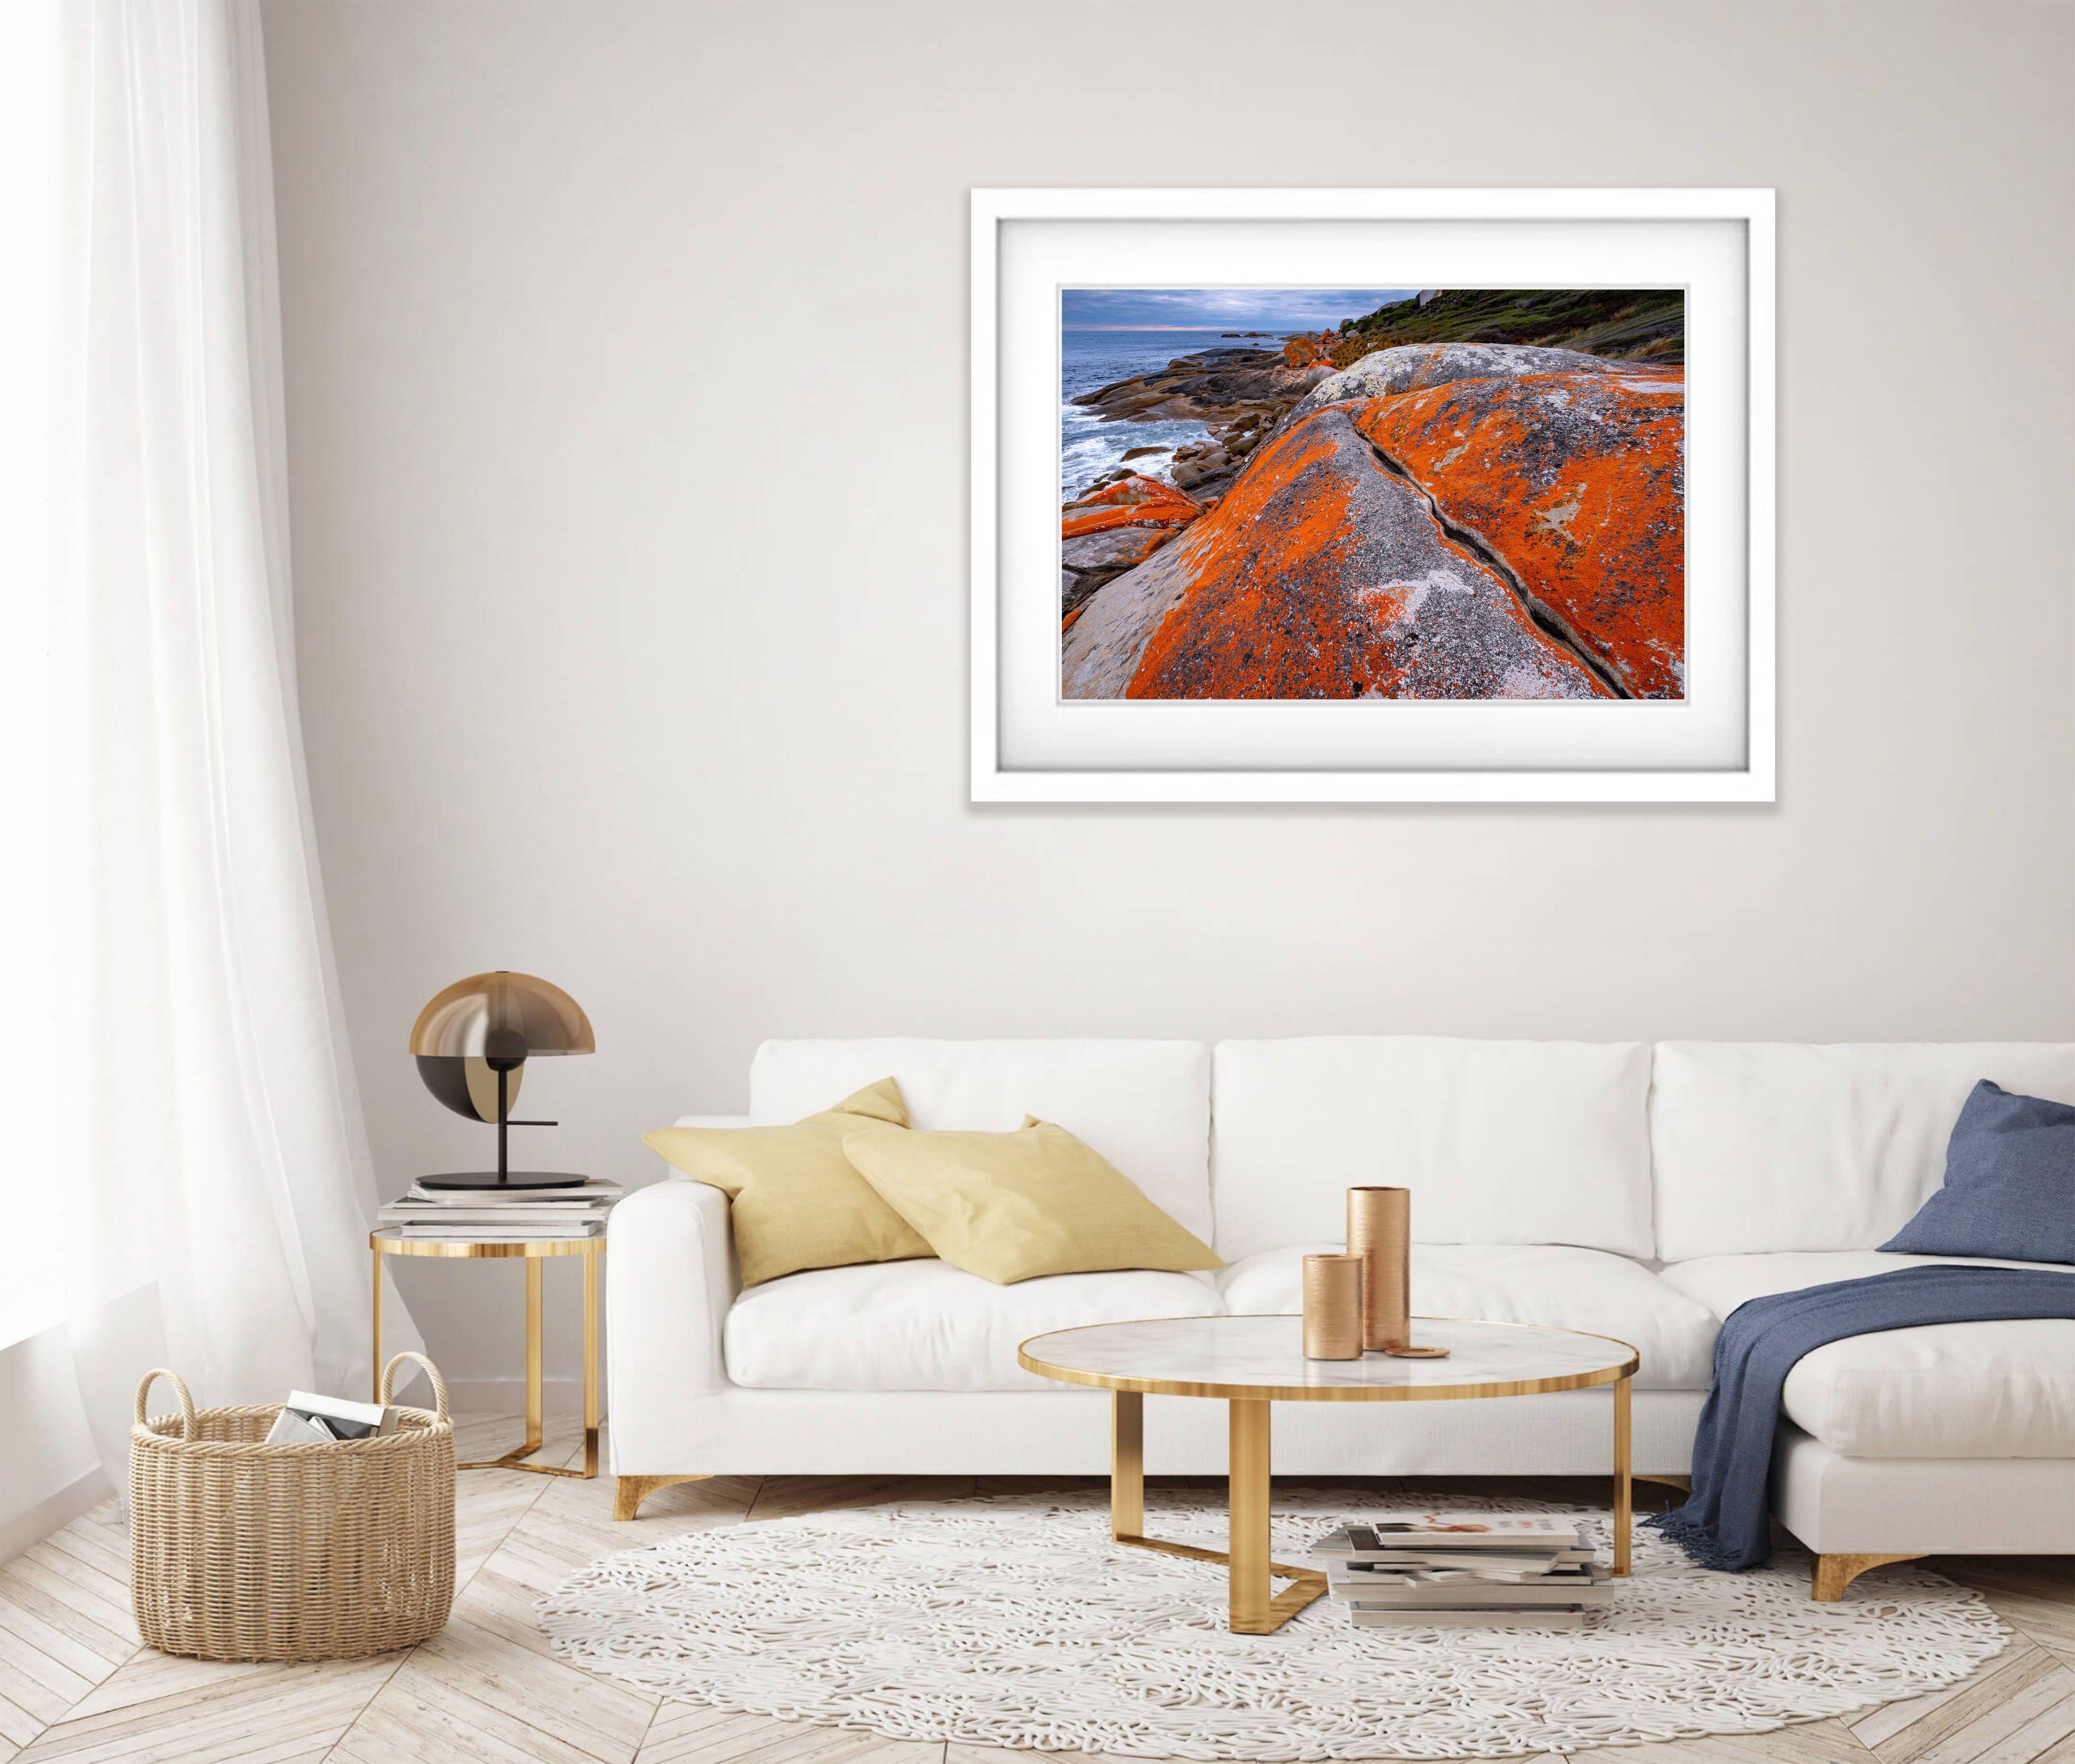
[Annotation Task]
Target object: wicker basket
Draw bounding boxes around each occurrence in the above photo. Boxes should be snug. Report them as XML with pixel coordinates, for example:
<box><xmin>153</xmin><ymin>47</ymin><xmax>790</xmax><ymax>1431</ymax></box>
<box><xmin>130</xmin><ymin>1353</ymin><xmax>456</xmax><ymax>1661</ymax></box>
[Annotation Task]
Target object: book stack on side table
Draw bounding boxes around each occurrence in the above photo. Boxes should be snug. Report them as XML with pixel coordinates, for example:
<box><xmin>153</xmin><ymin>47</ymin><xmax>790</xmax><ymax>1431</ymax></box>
<box><xmin>1312</xmin><ymin>1517</ymin><xmax>1613</xmax><ymax>1629</ymax></box>
<box><xmin>377</xmin><ymin>1178</ymin><xmax>622</xmax><ymax>1241</ymax></box>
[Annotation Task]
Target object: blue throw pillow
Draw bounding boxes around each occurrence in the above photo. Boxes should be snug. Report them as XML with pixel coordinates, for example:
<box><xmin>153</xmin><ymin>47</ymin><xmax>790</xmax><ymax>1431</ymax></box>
<box><xmin>1880</xmin><ymin>1080</ymin><xmax>2075</xmax><ymax>1263</ymax></box>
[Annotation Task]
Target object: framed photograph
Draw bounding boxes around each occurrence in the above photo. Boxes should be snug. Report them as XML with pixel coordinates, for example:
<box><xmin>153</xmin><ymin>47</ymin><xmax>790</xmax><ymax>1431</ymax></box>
<box><xmin>970</xmin><ymin>188</ymin><xmax>1774</xmax><ymax>803</ymax></box>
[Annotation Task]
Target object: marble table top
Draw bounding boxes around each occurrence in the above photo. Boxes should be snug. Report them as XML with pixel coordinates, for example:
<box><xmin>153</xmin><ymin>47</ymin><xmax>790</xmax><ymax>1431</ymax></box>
<box><xmin>1018</xmin><ymin>1315</ymin><xmax>1636</xmax><ymax>1401</ymax></box>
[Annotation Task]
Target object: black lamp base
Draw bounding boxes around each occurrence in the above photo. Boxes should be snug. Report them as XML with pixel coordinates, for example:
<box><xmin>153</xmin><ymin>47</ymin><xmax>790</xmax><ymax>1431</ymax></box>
<box><xmin>416</xmin><ymin>1170</ymin><xmax>594</xmax><ymax>1192</ymax></box>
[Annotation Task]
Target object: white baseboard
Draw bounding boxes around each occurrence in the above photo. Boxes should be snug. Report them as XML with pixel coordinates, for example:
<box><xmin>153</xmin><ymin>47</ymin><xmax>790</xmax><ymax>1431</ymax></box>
<box><xmin>438</xmin><ymin>1375</ymin><xmax>601</xmax><ymax>1418</ymax></box>
<box><xmin>1</xmin><ymin>1467</ymin><xmax>116</xmax><ymax>1566</ymax></box>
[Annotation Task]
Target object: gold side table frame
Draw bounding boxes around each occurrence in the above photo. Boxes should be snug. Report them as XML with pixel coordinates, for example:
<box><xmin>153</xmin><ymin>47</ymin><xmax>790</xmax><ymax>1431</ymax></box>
<box><xmin>370</xmin><ymin>1228</ymin><xmax>603</xmax><ymax>1478</ymax></box>
<box><xmin>1021</xmin><ymin>1315</ymin><xmax>1638</xmax><ymax>1635</ymax></box>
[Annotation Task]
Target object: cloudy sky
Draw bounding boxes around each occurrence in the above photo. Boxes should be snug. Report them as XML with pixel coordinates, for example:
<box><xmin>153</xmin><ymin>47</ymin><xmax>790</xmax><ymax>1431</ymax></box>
<box><xmin>1062</xmin><ymin>287</ymin><xmax>1416</xmax><ymax>330</ymax></box>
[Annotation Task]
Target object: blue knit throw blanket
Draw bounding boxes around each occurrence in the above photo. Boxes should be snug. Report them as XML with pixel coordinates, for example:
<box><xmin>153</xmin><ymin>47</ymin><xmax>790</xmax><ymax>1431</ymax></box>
<box><xmin>1648</xmin><ymin>1264</ymin><xmax>2075</xmax><ymax>1572</ymax></box>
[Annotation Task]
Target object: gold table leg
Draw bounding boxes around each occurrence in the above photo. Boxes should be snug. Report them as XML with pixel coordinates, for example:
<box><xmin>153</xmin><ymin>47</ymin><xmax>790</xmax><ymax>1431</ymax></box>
<box><xmin>523</xmin><ymin>1257</ymin><xmax>546</xmax><ymax>1454</ymax></box>
<box><xmin>1229</xmin><ymin>1399</ymin><xmax>1273</xmax><ymax>1631</ymax></box>
<box><xmin>1106</xmin><ymin>1390</ymin><xmax>1325</xmax><ymax>1635</ymax></box>
<box><xmin>1112</xmin><ymin>1390</ymin><xmax>1143</xmax><ymax>1539</ymax></box>
<box><xmin>1613</xmin><ymin>1372</ymin><xmax>1633</xmax><ymax>1576</ymax></box>
<box><xmin>370</xmin><ymin>1245</ymin><xmax>383</xmax><ymax>1403</ymax></box>
<box><xmin>459</xmin><ymin>1251</ymin><xmax>602</xmax><ymax>1478</ymax></box>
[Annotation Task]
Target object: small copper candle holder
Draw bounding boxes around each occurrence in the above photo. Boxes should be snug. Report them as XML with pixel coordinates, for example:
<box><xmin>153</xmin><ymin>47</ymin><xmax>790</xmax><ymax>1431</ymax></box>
<box><xmin>1346</xmin><ymin>1185</ymin><xmax>1449</xmax><ymax>1359</ymax></box>
<box><xmin>1302</xmin><ymin>1254</ymin><xmax>1363</xmax><ymax>1359</ymax></box>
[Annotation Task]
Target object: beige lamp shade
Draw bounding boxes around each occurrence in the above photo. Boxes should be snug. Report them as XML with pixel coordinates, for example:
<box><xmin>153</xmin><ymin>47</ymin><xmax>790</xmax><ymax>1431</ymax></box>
<box><xmin>409</xmin><ymin>971</ymin><xmax>595</xmax><ymax>1064</ymax></box>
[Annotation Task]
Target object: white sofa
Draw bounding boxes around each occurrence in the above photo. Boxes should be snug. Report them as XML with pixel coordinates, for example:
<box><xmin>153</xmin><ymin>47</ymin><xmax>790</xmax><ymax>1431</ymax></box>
<box><xmin>607</xmin><ymin>1037</ymin><xmax>2075</xmax><ymax>1594</ymax></box>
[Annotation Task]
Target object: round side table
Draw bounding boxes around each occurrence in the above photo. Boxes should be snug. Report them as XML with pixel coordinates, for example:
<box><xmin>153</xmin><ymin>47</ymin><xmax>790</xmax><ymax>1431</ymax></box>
<box><xmin>370</xmin><ymin>1229</ymin><xmax>603</xmax><ymax>1479</ymax></box>
<box><xmin>1020</xmin><ymin>1313</ymin><xmax>1638</xmax><ymax>1634</ymax></box>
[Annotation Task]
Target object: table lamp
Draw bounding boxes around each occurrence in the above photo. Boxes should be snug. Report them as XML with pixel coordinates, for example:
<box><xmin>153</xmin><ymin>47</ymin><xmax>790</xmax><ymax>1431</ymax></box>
<box><xmin>410</xmin><ymin>970</ymin><xmax>595</xmax><ymax>1190</ymax></box>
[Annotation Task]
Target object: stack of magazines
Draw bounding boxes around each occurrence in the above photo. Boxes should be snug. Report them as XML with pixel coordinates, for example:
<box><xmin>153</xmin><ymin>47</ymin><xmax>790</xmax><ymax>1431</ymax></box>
<box><xmin>265</xmin><ymin>1389</ymin><xmax>400</xmax><ymax>1444</ymax></box>
<box><xmin>377</xmin><ymin>1178</ymin><xmax>622</xmax><ymax>1241</ymax></box>
<box><xmin>1311</xmin><ymin>1516</ymin><xmax>1612</xmax><ymax>1629</ymax></box>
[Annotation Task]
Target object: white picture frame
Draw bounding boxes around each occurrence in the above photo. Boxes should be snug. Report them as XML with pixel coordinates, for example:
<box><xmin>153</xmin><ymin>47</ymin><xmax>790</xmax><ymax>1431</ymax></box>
<box><xmin>970</xmin><ymin>187</ymin><xmax>1775</xmax><ymax>804</ymax></box>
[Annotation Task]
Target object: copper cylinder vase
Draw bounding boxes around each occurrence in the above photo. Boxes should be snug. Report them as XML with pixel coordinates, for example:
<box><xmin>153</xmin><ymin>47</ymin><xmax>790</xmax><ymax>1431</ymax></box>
<box><xmin>1346</xmin><ymin>1186</ymin><xmax>1411</xmax><ymax>1353</ymax></box>
<box><xmin>1301</xmin><ymin>1254</ymin><xmax>1363</xmax><ymax>1360</ymax></box>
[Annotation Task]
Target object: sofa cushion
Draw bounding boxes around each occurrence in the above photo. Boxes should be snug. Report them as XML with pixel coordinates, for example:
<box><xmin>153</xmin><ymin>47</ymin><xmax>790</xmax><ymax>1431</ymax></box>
<box><xmin>1216</xmin><ymin>1243</ymin><xmax>1717</xmax><ymax>1389</ymax></box>
<box><xmin>845</xmin><ymin>1119</ymin><xmax>1221</xmax><ymax>1284</ymax></box>
<box><xmin>724</xmin><ymin>1259</ymin><xmax>1224</xmax><ymax>1392</ymax></box>
<box><xmin>1211</xmin><ymin>1038</ymin><xmax>1653</xmax><ymax>1261</ymax></box>
<box><xmin>750</xmin><ymin>1039</ymin><xmax>1213</xmax><ymax>1242</ymax></box>
<box><xmin>1650</xmin><ymin>1042</ymin><xmax>2075</xmax><ymax>1261</ymax></box>
<box><xmin>1880</xmin><ymin>1081</ymin><xmax>2075</xmax><ymax>1263</ymax></box>
<box><xmin>1661</xmin><ymin>1251</ymin><xmax>2075</xmax><ymax>1457</ymax></box>
<box><xmin>643</xmin><ymin>1078</ymin><xmax>928</xmax><ymax>1286</ymax></box>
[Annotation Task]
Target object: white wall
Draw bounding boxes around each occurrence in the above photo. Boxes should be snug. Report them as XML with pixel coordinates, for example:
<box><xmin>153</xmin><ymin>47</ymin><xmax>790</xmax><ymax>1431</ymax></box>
<box><xmin>259</xmin><ymin>0</ymin><xmax>2074</xmax><ymax>1393</ymax></box>
<box><xmin>0</xmin><ymin>1331</ymin><xmax>106</xmax><ymax>1562</ymax></box>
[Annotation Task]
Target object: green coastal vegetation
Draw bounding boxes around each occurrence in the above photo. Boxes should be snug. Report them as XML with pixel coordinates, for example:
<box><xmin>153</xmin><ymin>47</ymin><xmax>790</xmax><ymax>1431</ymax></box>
<box><xmin>1332</xmin><ymin>288</ymin><xmax>1684</xmax><ymax>365</ymax></box>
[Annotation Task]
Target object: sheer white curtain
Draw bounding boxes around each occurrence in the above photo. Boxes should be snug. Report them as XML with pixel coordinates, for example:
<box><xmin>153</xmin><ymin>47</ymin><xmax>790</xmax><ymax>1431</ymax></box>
<box><xmin>8</xmin><ymin>0</ymin><xmax>416</xmax><ymax>1482</ymax></box>
<box><xmin>0</xmin><ymin>0</ymin><xmax>63</xmax><ymax>1356</ymax></box>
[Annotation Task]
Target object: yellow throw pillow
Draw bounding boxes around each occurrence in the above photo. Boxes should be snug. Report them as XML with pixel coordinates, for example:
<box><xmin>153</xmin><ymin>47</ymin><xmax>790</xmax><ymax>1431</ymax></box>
<box><xmin>643</xmin><ymin>1078</ymin><xmax>932</xmax><ymax>1286</ymax></box>
<box><xmin>841</xmin><ymin>1116</ymin><xmax>1222</xmax><ymax>1285</ymax></box>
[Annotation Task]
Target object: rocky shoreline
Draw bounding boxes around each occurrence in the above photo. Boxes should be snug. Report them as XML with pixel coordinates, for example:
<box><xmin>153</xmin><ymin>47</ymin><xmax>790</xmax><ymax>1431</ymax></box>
<box><xmin>1059</xmin><ymin>332</ymin><xmax>1343</xmax><ymax>611</ymax></box>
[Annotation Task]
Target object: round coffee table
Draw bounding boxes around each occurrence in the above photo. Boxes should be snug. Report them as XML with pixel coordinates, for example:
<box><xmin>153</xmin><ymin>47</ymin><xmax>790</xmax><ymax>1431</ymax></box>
<box><xmin>1018</xmin><ymin>1314</ymin><xmax>1638</xmax><ymax>1634</ymax></box>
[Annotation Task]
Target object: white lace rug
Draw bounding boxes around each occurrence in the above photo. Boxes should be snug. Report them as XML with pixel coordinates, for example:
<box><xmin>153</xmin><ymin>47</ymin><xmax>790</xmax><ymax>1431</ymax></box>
<box><xmin>538</xmin><ymin>1490</ymin><xmax>2008</xmax><ymax>1759</ymax></box>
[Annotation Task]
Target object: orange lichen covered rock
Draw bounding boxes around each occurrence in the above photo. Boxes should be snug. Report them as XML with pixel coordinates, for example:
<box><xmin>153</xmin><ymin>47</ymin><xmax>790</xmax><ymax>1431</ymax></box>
<box><xmin>1353</xmin><ymin>367</ymin><xmax>1684</xmax><ymax>697</ymax></box>
<box><xmin>1061</xmin><ymin>407</ymin><xmax>1608</xmax><ymax>701</ymax></box>
<box><xmin>1059</xmin><ymin>474</ymin><xmax>1207</xmax><ymax>625</ymax></box>
<box><xmin>1062</xmin><ymin>524</ymin><xmax>1173</xmax><ymax>578</ymax></box>
<box><xmin>1281</xmin><ymin>329</ymin><xmax>1338</xmax><ymax>369</ymax></box>
<box><xmin>1060</xmin><ymin>474</ymin><xmax>1203</xmax><ymax>540</ymax></box>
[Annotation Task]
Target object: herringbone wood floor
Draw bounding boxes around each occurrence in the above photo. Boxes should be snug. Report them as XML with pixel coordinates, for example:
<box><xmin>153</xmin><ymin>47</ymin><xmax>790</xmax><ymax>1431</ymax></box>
<box><xmin>1</xmin><ymin>1417</ymin><xmax>2068</xmax><ymax>1764</ymax></box>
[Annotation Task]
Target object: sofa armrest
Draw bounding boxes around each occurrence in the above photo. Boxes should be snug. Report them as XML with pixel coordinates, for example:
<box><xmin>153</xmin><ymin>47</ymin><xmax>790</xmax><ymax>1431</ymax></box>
<box><xmin>608</xmin><ymin>1177</ymin><xmax>737</xmax><ymax>1410</ymax></box>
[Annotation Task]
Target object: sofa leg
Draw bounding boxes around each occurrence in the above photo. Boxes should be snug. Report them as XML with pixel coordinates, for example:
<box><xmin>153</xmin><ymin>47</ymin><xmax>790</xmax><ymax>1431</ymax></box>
<box><xmin>1811</xmin><ymin>1552</ymin><xmax>1924</xmax><ymax>1600</ymax></box>
<box><xmin>615</xmin><ymin>1473</ymin><xmax>711</xmax><ymax>1521</ymax></box>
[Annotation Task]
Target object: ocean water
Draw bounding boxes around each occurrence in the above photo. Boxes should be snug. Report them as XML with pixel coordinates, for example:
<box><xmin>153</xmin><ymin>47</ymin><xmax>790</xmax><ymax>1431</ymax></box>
<box><xmin>1060</xmin><ymin>329</ymin><xmax>1282</xmax><ymax>500</ymax></box>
